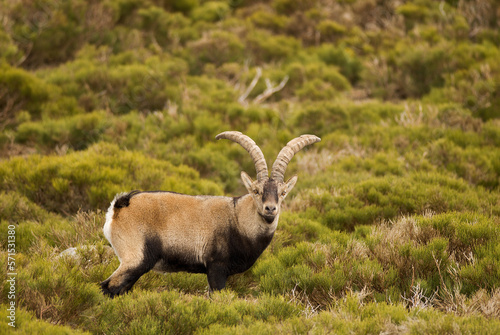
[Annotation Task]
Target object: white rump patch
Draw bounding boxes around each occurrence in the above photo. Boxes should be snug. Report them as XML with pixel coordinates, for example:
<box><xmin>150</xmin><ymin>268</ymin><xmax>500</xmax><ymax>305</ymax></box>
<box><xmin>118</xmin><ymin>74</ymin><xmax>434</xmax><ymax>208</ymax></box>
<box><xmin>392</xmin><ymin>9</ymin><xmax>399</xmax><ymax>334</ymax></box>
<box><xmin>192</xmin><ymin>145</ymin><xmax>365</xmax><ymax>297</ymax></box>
<box><xmin>103</xmin><ymin>193</ymin><xmax>125</xmax><ymax>244</ymax></box>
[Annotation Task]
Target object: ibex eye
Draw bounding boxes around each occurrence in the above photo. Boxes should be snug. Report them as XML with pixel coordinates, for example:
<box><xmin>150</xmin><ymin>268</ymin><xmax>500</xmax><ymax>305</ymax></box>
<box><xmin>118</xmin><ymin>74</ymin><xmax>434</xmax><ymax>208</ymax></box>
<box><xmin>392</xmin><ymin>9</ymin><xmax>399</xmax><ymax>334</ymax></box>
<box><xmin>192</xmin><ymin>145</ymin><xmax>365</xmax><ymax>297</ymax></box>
<box><xmin>281</xmin><ymin>191</ymin><xmax>287</xmax><ymax>196</ymax></box>
<box><xmin>253</xmin><ymin>189</ymin><xmax>259</xmax><ymax>195</ymax></box>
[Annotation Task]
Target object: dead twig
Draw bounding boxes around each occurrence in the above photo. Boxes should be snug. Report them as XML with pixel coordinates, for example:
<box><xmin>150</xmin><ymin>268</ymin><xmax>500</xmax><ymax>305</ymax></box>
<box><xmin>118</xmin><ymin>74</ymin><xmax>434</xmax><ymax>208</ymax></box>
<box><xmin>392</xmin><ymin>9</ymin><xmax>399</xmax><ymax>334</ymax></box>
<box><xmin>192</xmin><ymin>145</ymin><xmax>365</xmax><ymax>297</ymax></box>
<box><xmin>252</xmin><ymin>75</ymin><xmax>289</xmax><ymax>105</ymax></box>
<box><xmin>238</xmin><ymin>67</ymin><xmax>261</xmax><ymax>105</ymax></box>
<box><xmin>237</xmin><ymin>67</ymin><xmax>289</xmax><ymax>106</ymax></box>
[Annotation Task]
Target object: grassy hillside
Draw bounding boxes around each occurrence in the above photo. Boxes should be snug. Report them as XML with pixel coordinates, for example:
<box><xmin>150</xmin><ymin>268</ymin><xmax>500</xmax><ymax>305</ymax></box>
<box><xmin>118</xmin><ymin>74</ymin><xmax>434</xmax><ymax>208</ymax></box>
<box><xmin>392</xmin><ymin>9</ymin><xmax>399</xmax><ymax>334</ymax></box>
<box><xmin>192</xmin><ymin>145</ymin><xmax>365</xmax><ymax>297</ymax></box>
<box><xmin>1</xmin><ymin>0</ymin><xmax>500</xmax><ymax>333</ymax></box>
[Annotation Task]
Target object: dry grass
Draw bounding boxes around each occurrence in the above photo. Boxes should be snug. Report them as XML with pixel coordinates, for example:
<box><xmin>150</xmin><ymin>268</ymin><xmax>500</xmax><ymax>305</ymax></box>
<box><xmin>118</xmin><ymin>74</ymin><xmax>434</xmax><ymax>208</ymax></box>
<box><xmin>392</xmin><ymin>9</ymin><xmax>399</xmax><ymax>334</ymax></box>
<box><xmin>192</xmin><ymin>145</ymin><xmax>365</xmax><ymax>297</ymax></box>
<box><xmin>286</xmin><ymin>284</ymin><xmax>322</xmax><ymax>318</ymax></box>
<box><xmin>288</xmin><ymin>187</ymin><xmax>341</xmax><ymax>213</ymax></box>
<box><xmin>434</xmin><ymin>282</ymin><xmax>500</xmax><ymax>318</ymax></box>
<box><xmin>370</xmin><ymin>214</ymin><xmax>435</xmax><ymax>282</ymax></box>
<box><xmin>370</xmin><ymin>212</ymin><xmax>500</xmax><ymax>319</ymax></box>
<box><xmin>296</xmin><ymin>144</ymin><xmax>367</xmax><ymax>176</ymax></box>
<box><xmin>50</xmin><ymin>210</ymin><xmax>105</xmax><ymax>251</ymax></box>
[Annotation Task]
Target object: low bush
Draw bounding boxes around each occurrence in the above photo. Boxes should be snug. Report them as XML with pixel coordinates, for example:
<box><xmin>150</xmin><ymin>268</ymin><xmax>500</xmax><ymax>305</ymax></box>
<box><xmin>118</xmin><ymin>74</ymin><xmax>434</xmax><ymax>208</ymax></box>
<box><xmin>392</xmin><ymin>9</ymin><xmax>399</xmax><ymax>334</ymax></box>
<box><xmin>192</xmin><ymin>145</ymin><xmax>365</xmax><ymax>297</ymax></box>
<box><xmin>316</xmin><ymin>43</ymin><xmax>363</xmax><ymax>84</ymax></box>
<box><xmin>0</xmin><ymin>142</ymin><xmax>223</xmax><ymax>214</ymax></box>
<box><xmin>0</xmin><ymin>63</ymin><xmax>50</xmax><ymax>127</ymax></box>
<box><xmin>293</xmin><ymin>168</ymin><xmax>498</xmax><ymax>231</ymax></box>
<box><xmin>291</xmin><ymin>102</ymin><xmax>352</xmax><ymax>136</ymax></box>
<box><xmin>16</xmin><ymin>111</ymin><xmax>109</xmax><ymax>151</ymax></box>
<box><xmin>0</xmin><ymin>27</ymin><xmax>22</xmax><ymax>64</ymax></box>
<box><xmin>428</xmin><ymin>138</ymin><xmax>500</xmax><ymax>189</ymax></box>
<box><xmin>83</xmin><ymin>290</ymin><xmax>302</xmax><ymax>334</ymax></box>
<box><xmin>38</xmin><ymin>49</ymin><xmax>188</xmax><ymax>114</ymax></box>
<box><xmin>0</xmin><ymin>191</ymin><xmax>54</xmax><ymax>224</ymax></box>
<box><xmin>245</xmin><ymin>5</ymin><xmax>289</xmax><ymax>32</ymax></box>
<box><xmin>246</xmin><ymin>29</ymin><xmax>301</xmax><ymax>63</ymax></box>
<box><xmin>0</xmin><ymin>304</ymin><xmax>89</xmax><ymax>334</ymax></box>
<box><xmin>4</xmin><ymin>0</ymin><xmax>86</xmax><ymax>66</ymax></box>
<box><xmin>186</xmin><ymin>30</ymin><xmax>246</xmax><ymax>74</ymax></box>
<box><xmin>367</xmin><ymin>212</ymin><xmax>500</xmax><ymax>296</ymax></box>
<box><xmin>191</xmin><ymin>1</ymin><xmax>230</xmax><ymax>22</ymax></box>
<box><xmin>138</xmin><ymin>6</ymin><xmax>194</xmax><ymax>47</ymax></box>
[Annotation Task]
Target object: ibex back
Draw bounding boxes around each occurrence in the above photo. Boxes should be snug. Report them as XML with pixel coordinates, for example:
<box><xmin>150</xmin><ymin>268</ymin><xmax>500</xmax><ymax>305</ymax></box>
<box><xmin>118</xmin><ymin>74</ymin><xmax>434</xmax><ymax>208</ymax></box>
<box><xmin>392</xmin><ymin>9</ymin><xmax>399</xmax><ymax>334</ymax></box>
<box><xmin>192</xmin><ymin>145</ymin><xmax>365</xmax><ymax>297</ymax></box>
<box><xmin>101</xmin><ymin>131</ymin><xmax>320</xmax><ymax>297</ymax></box>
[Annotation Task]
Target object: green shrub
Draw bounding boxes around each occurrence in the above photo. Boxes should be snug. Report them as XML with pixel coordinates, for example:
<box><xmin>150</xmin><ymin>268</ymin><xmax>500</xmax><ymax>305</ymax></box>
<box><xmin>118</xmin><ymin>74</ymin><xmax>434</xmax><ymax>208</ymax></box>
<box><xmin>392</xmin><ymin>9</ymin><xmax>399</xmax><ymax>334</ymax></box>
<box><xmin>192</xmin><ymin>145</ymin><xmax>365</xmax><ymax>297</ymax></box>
<box><xmin>0</xmin><ymin>191</ymin><xmax>54</xmax><ymax>224</ymax></box>
<box><xmin>427</xmin><ymin>138</ymin><xmax>499</xmax><ymax>189</ymax></box>
<box><xmin>171</xmin><ymin>0</ymin><xmax>200</xmax><ymax>14</ymax></box>
<box><xmin>5</xmin><ymin>0</ymin><xmax>83</xmax><ymax>66</ymax></box>
<box><xmin>83</xmin><ymin>290</ymin><xmax>302</xmax><ymax>334</ymax></box>
<box><xmin>0</xmin><ymin>142</ymin><xmax>223</xmax><ymax>214</ymax></box>
<box><xmin>291</xmin><ymin>102</ymin><xmax>352</xmax><ymax>136</ymax></box>
<box><xmin>191</xmin><ymin>1</ymin><xmax>230</xmax><ymax>22</ymax></box>
<box><xmin>185</xmin><ymin>144</ymin><xmax>240</xmax><ymax>190</ymax></box>
<box><xmin>295</xmin><ymin>168</ymin><xmax>498</xmax><ymax>231</ymax></box>
<box><xmin>0</xmin><ymin>27</ymin><xmax>21</xmax><ymax>64</ymax></box>
<box><xmin>0</xmin><ymin>62</ymin><xmax>50</xmax><ymax>127</ymax></box>
<box><xmin>0</xmin><ymin>191</ymin><xmax>74</xmax><ymax>252</ymax></box>
<box><xmin>187</xmin><ymin>30</ymin><xmax>245</xmax><ymax>73</ymax></box>
<box><xmin>41</xmin><ymin>95</ymin><xmax>85</xmax><ymax>119</ymax></box>
<box><xmin>138</xmin><ymin>6</ymin><xmax>193</xmax><ymax>47</ymax></box>
<box><xmin>316</xmin><ymin>44</ymin><xmax>363</xmax><ymax>84</ymax></box>
<box><xmin>396</xmin><ymin>3</ymin><xmax>430</xmax><ymax>31</ymax></box>
<box><xmin>253</xmin><ymin>236</ymin><xmax>398</xmax><ymax>304</ymax></box>
<box><xmin>39</xmin><ymin>49</ymin><xmax>188</xmax><ymax>114</ymax></box>
<box><xmin>367</xmin><ymin>212</ymin><xmax>500</xmax><ymax>297</ymax></box>
<box><xmin>272</xmin><ymin>0</ymin><xmax>318</xmax><ymax>15</ymax></box>
<box><xmin>295</xmin><ymin>78</ymin><xmax>339</xmax><ymax>101</ymax></box>
<box><xmin>246</xmin><ymin>5</ymin><xmax>289</xmax><ymax>32</ymax></box>
<box><xmin>426</xmin><ymin>54</ymin><xmax>500</xmax><ymax>120</ymax></box>
<box><xmin>0</xmin><ymin>304</ymin><xmax>89</xmax><ymax>334</ymax></box>
<box><xmin>246</xmin><ymin>30</ymin><xmax>301</xmax><ymax>63</ymax></box>
<box><xmin>197</xmin><ymin>296</ymin><xmax>500</xmax><ymax>334</ymax></box>
<box><xmin>317</xmin><ymin>20</ymin><xmax>347</xmax><ymax>42</ymax></box>
<box><xmin>393</xmin><ymin>41</ymin><xmax>448</xmax><ymax>97</ymax></box>
<box><xmin>292</xmin><ymin>62</ymin><xmax>351</xmax><ymax>100</ymax></box>
<box><xmin>16</xmin><ymin>111</ymin><xmax>109</xmax><ymax>151</ymax></box>
<box><xmin>184</xmin><ymin>75</ymin><xmax>239</xmax><ymax>114</ymax></box>
<box><xmin>3</xmin><ymin>253</ymin><xmax>103</xmax><ymax>324</ymax></box>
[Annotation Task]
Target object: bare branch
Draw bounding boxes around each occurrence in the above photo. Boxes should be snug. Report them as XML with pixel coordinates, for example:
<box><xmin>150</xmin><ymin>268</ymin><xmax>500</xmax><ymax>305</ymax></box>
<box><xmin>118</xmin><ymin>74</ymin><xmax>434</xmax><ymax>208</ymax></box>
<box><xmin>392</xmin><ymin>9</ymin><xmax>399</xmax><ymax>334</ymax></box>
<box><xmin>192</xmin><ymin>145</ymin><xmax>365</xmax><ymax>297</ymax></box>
<box><xmin>238</xmin><ymin>67</ymin><xmax>262</xmax><ymax>105</ymax></box>
<box><xmin>236</xmin><ymin>66</ymin><xmax>289</xmax><ymax>106</ymax></box>
<box><xmin>252</xmin><ymin>75</ymin><xmax>289</xmax><ymax>104</ymax></box>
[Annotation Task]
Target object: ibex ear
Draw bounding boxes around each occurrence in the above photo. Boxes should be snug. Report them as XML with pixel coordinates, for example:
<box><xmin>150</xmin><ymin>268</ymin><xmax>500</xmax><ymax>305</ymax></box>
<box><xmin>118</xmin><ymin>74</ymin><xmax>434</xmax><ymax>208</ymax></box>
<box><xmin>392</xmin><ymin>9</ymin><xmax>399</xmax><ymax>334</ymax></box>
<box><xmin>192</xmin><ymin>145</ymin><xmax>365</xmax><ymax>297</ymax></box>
<box><xmin>241</xmin><ymin>171</ymin><xmax>254</xmax><ymax>193</ymax></box>
<box><xmin>285</xmin><ymin>175</ymin><xmax>298</xmax><ymax>193</ymax></box>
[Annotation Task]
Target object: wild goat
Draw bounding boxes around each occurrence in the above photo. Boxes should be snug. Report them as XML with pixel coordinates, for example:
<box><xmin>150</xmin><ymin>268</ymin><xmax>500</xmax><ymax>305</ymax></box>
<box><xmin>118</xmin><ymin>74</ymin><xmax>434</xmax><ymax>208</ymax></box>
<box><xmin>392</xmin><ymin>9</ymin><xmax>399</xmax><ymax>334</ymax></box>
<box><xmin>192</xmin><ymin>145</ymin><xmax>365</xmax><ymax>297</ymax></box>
<box><xmin>101</xmin><ymin>131</ymin><xmax>320</xmax><ymax>297</ymax></box>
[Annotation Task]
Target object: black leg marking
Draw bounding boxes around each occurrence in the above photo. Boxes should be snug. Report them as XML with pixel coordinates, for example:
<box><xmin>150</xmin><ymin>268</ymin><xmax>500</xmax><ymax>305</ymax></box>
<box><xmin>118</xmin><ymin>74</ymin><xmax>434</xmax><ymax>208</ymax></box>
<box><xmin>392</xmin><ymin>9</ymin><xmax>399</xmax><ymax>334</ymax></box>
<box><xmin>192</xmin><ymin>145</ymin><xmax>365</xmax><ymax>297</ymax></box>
<box><xmin>100</xmin><ymin>278</ymin><xmax>114</xmax><ymax>297</ymax></box>
<box><xmin>101</xmin><ymin>264</ymin><xmax>156</xmax><ymax>298</ymax></box>
<box><xmin>101</xmin><ymin>235</ymin><xmax>164</xmax><ymax>298</ymax></box>
<box><xmin>207</xmin><ymin>263</ymin><xmax>228</xmax><ymax>292</ymax></box>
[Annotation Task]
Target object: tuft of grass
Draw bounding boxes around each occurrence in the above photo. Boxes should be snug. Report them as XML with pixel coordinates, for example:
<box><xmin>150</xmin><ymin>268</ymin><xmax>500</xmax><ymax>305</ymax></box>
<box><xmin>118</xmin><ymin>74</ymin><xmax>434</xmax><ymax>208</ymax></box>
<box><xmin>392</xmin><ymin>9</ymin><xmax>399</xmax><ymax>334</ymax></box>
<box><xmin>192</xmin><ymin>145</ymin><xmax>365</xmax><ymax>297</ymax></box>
<box><xmin>0</xmin><ymin>304</ymin><xmax>90</xmax><ymax>334</ymax></box>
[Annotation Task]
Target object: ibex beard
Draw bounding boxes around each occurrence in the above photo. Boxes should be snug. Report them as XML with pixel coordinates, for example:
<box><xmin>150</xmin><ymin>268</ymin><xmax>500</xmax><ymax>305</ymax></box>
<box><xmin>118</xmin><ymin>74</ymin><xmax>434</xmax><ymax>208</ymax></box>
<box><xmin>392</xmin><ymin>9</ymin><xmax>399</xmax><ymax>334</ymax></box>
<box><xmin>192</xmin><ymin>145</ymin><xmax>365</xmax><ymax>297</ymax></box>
<box><xmin>101</xmin><ymin>131</ymin><xmax>320</xmax><ymax>297</ymax></box>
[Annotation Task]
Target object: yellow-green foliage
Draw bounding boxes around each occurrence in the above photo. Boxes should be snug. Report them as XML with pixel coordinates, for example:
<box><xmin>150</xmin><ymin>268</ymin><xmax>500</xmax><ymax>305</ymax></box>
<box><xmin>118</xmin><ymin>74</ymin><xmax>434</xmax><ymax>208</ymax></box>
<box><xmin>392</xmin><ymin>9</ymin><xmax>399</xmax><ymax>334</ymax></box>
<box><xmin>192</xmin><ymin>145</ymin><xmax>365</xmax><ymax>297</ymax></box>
<box><xmin>1</xmin><ymin>0</ymin><xmax>500</xmax><ymax>333</ymax></box>
<box><xmin>0</xmin><ymin>62</ymin><xmax>50</xmax><ymax>127</ymax></box>
<box><xmin>0</xmin><ymin>304</ymin><xmax>90</xmax><ymax>334</ymax></box>
<box><xmin>0</xmin><ymin>143</ymin><xmax>223</xmax><ymax>214</ymax></box>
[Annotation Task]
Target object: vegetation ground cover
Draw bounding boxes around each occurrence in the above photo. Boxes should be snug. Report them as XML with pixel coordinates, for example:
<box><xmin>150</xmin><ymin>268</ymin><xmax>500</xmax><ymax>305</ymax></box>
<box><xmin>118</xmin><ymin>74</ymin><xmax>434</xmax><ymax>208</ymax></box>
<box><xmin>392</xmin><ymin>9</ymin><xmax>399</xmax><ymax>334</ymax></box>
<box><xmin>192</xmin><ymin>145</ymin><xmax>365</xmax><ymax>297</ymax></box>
<box><xmin>1</xmin><ymin>0</ymin><xmax>500</xmax><ymax>333</ymax></box>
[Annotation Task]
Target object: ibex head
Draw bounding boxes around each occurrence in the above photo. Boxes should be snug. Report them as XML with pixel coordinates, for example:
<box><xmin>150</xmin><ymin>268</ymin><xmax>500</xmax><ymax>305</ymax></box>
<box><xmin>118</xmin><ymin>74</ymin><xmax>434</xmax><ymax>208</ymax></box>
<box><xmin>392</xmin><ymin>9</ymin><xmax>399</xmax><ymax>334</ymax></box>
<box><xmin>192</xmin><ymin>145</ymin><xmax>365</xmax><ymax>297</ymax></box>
<box><xmin>216</xmin><ymin>131</ymin><xmax>321</xmax><ymax>224</ymax></box>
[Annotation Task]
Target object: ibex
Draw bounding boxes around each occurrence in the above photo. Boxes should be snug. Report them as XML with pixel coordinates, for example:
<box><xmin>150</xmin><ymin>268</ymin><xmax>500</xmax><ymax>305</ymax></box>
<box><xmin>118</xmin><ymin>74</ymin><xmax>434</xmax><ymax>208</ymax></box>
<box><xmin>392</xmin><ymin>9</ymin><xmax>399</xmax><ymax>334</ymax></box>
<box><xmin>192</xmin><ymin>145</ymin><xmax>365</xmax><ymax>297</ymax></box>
<box><xmin>101</xmin><ymin>131</ymin><xmax>320</xmax><ymax>297</ymax></box>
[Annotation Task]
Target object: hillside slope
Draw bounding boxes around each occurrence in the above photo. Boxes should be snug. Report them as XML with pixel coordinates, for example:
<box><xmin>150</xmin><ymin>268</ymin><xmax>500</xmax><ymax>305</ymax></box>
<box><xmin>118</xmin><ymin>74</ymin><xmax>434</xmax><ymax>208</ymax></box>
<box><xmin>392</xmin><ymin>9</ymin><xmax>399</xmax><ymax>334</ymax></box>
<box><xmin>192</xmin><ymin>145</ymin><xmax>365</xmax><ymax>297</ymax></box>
<box><xmin>1</xmin><ymin>0</ymin><xmax>500</xmax><ymax>333</ymax></box>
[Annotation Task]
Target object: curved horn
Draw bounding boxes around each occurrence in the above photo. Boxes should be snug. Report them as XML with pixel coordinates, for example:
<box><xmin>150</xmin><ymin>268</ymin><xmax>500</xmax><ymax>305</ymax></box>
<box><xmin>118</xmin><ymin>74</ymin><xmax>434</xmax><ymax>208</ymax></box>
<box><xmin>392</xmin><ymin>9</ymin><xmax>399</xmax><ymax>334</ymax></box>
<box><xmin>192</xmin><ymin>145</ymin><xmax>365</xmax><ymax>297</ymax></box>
<box><xmin>270</xmin><ymin>135</ymin><xmax>321</xmax><ymax>182</ymax></box>
<box><xmin>216</xmin><ymin>131</ymin><xmax>268</xmax><ymax>181</ymax></box>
